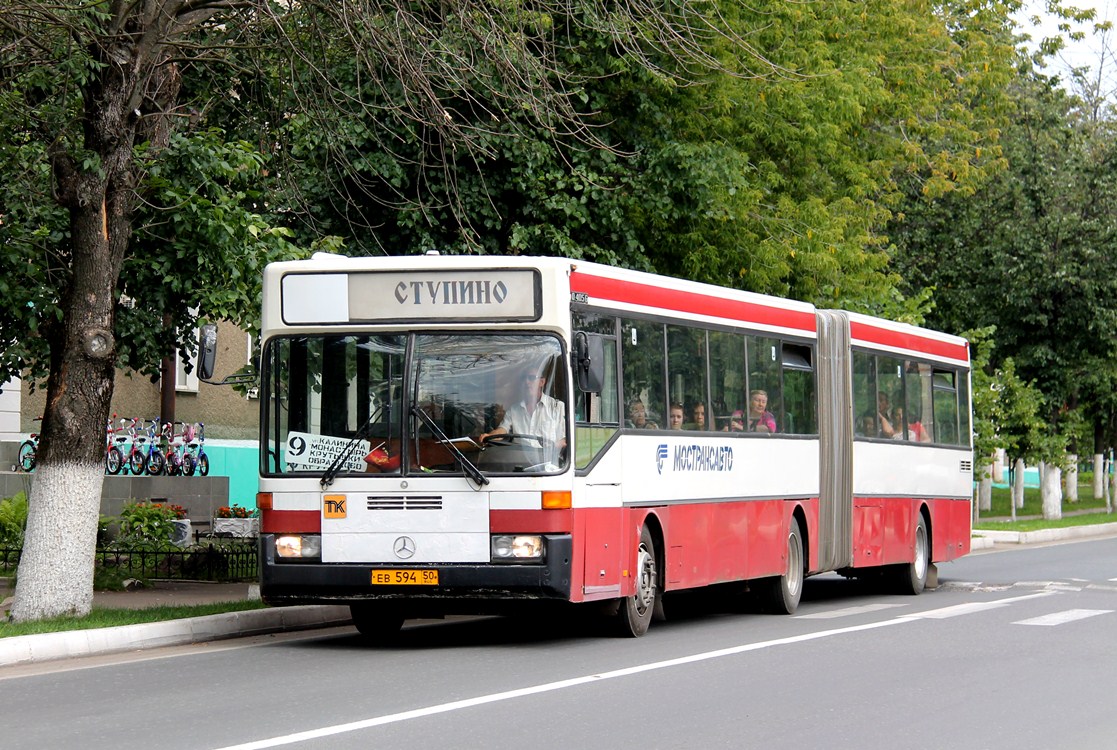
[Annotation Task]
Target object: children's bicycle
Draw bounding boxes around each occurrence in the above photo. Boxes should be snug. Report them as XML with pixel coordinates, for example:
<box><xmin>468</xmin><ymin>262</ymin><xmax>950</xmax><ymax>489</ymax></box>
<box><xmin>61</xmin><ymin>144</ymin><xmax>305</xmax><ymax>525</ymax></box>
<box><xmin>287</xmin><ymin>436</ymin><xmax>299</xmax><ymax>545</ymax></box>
<box><xmin>182</xmin><ymin>422</ymin><xmax>209</xmax><ymax>476</ymax></box>
<box><xmin>141</xmin><ymin>418</ymin><xmax>165</xmax><ymax>475</ymax></box>
<box><xmin>162</xmin><ymin>421</ymin><xmax>192</xmax><ymax>476</ymax></box>
<box><xmin>111</xmin><ymin>416</ymin><xmax>148</xmax><ymax>475</ymax></box>
<box><xmin>17</xmin><ymin>417</ymin><xmax>41</xmax><ymax>472</ymax></box>
<box><xmin>105</xmin><ymin>416</ymin><xmax>123</xmax><ymax>475</ymax></box>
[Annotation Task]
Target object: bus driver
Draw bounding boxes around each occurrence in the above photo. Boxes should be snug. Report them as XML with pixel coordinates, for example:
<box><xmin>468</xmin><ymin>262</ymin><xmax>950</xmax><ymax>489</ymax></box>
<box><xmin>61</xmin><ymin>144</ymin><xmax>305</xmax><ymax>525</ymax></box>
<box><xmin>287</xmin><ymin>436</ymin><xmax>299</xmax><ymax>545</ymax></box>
<box><xmin>480</xmin><ymin>365</ymin><xmax>567</xmax><ymax>465</ymax></box>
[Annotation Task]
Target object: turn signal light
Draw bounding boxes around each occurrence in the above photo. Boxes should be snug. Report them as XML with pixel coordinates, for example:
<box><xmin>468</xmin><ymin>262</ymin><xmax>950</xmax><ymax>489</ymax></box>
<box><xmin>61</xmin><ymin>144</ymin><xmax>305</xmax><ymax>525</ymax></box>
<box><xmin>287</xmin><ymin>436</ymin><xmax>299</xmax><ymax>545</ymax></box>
<box><xmin>256</xmin><ymin>492</ymin><xmax>273</xmax><ymax>511</ymax></box>
<box><xmin>542</xmin><ymin>491</ymin><xmax>571</xmax><ymax>509</ymax></box>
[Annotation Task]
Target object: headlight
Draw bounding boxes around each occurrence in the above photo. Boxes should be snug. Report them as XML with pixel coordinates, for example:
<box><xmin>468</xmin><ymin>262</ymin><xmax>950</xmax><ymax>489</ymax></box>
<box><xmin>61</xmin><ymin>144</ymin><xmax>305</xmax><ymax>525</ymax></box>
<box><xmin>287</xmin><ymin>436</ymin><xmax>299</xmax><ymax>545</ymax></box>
<box><xmin>491</xmin><ymin>534</ymin><xmax>544</xmax><ymax>562</ymax></box>
<box><xmin>276</xmin><ymin>534</ymin><xmax>322</xmax><ymax>559</ymax></box>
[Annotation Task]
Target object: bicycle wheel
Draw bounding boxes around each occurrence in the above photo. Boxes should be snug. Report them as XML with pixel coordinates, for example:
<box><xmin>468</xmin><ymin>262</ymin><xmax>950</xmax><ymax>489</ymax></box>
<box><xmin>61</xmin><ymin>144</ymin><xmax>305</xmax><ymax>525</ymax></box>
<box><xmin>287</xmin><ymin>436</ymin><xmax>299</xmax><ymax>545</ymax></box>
<box><xmin>129</xmin><ymin>450</ymin><xmax>146</xmax><ymax>475</ymax></box>
<box><xmin>182</xmin><ymin>453</ymin><xmax>196</xmax><ymax>477</ymax></box>
<box><xmin>166</xmin><ymin>451</ymin><xmax>180</xmax><ymax>476</ymax></box>
<box><xmin>105</xmin><ymin>446</ymin><xmax>123</xmax><ymax>475</ymax></box>
<box><xmin>18</xmin><ymin>440</ymin><xmax>36</xmax><ymax>472</ymax></box>
<box><xmin>146</xmin><ymin>449</ymin><xmax>165</xmax><ymax>476</ymax></box>
<box><xmin>197</xmin><ymin>453</ymin><xmax>210</xmax><ymax>476</ymax></box>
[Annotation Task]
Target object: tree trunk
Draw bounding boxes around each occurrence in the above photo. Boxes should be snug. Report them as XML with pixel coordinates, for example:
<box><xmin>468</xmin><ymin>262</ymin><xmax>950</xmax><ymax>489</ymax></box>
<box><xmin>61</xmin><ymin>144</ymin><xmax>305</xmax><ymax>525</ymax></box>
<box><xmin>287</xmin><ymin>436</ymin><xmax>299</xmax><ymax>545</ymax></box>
<box><xmin>1012</xmin><ymin>457</ymin><xmax>1025</xmax><ymax>512</ymax></box>
<box><xmin>1065</xmin><ymin>454</ymin><xmax>1078</xmax><ymax>502</ymax></box>
<box><xmin>993</xmin><ymin>448</ymin><xmax>1005</xmax><ymax>483</ymax></box>
<box><xmin>1041</xmin><ymin>464</ymin><xmax>1062</xmax><ymax>521</ymax></box>
<box><xmin>1093</xmin><ymin>453</ymin><xmax>1104</xmax><ymax>499</ymax></box>
<box><xmin>1107</xmin><ymin>454</ymin><xmax>1115</xmax><ymax>514</ymax></box>
<box><xmin>8</xmin><ymin>5</ymin><xmax>184</xmax><ymax>622</ymax></box>
<box><xmin>10</xmin><ymin>190</ymin><xmax>125</xmax><ymax>622</ymax></box>
<box><xmin>978</xmin><ymin>461</ymin><xmax>992</xmax><ymax>513</ymax></box>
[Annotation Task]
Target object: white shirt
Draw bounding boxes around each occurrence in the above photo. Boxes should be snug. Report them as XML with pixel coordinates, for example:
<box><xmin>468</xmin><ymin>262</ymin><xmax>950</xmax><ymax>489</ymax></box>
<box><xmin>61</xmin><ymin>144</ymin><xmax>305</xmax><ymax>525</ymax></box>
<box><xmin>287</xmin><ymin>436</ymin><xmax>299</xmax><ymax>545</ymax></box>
<box><xmin>499</xmin><ymin>392</ymin><xmax>566</xmax><ymax>463</ymax></box>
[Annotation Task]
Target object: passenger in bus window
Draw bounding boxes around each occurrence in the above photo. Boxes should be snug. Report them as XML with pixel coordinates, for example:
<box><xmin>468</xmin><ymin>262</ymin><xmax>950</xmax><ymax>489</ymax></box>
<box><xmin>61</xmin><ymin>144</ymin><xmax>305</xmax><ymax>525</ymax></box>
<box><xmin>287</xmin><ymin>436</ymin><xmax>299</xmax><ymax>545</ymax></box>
<box><xmin>480</xmin><ymin>366</ymin><xmax>567</xmax><ymax>462</ymax></box>
<box><xmin>668</xmin><ymin>403</ymin><xmax>685</xmax><ymax>430</ymax></box>
<box><xmin>856</xmin><ymin>413</ymin><xmax>876</xmax><ymax>437</ymax></box>
<box><xmin>688</xmin><ymin>402</ymin><xmax>708</xmax><ymax>430</ymax></box>
<box><xmin>629</xmin><ymin>397</ymin><xmax>652</xmax><ymax>429</ymax></box>
<box><xmin>746</xmin><ymin>389</ymin><xmax>777</xmax><ymax>433</ymax></box>
<box><xmin>892</xmin><ymin>407</ymin><xmax>930</xmax><ymax>442</ymax></box>
<box><xmin>877</xmin><ymin>392</ymin><xmax>896</xmax><ymax>438</ymax></box>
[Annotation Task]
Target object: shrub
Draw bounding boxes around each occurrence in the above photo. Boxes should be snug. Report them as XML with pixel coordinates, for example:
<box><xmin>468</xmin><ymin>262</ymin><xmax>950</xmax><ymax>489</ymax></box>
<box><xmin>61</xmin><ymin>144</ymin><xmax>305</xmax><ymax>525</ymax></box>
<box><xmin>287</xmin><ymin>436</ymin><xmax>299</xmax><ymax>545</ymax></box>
<box><xmin>116</xmin><ymin>501</ymin><xmax>182</xmax><ymax>548</ymax></box>
<box><xmin>0</xmin><ymin>492</ymin><xmax>29</xmax><ymax>548</ymax></box>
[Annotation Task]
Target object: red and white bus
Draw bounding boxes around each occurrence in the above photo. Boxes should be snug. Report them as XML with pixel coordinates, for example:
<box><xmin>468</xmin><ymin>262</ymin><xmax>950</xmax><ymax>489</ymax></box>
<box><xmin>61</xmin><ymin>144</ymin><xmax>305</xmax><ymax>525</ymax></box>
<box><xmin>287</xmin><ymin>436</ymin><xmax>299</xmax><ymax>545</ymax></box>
<box><xmin>255</xmin><ymin>253</ymin><xmax>973</xmax><ymax>636</ymax></box>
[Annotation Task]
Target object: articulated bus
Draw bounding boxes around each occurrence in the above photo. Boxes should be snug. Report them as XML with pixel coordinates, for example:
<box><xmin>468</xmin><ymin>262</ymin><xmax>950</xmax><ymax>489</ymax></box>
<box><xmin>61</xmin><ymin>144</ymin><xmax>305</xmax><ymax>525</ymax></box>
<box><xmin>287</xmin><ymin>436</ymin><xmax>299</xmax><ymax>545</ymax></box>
<box><xmin>255</xmin><ymin>253</ymin><xmax>973</xmax><ymax>636</ymax></box>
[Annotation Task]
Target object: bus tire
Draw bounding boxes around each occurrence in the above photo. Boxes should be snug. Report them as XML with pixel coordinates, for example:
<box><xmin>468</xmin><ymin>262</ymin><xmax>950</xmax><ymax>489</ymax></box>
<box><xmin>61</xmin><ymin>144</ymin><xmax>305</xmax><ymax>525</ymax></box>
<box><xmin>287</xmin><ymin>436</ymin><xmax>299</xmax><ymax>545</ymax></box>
<box><xmin>351</xmin><ymin>604</ymin><xmax>405</xmax><ymax>639</ymax></box>
<box><xmin>615</xmin><ymin>525</ymin><xmax>657</xmax><ymax>637</ymax></box>
<box><xmin>890</xmin><ymin>513</ymin><xmax>928</xmax><ymax>595</ymax></box>
<box><xmin>756</xmin><ymin>517</ymin><xmax>805</xmax><ymax>615</ymax></box>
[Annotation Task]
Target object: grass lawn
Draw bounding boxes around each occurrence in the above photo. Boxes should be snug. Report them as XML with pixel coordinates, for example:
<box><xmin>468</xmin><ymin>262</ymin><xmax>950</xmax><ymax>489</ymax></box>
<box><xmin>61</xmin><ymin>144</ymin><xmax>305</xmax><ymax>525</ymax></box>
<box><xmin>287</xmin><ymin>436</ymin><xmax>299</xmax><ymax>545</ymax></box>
<box><xmin>0</xmin><ymin>598</ymin><xmax>266</xmax><ymax>639</ymax></box>
<box><xmin>974</xmin><ymin>476</ymin><xmax>1112</xmax><ymax>527</ymax></box>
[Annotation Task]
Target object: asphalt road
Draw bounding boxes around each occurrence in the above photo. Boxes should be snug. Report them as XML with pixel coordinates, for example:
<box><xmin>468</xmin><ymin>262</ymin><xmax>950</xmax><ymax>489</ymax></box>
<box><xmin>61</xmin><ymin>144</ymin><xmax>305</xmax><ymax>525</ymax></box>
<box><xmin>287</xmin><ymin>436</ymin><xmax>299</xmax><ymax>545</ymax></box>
<box><xmin>3</xmin><ymin>537</ymin><xmax>1116</xmax><ymax>750</ymax></box>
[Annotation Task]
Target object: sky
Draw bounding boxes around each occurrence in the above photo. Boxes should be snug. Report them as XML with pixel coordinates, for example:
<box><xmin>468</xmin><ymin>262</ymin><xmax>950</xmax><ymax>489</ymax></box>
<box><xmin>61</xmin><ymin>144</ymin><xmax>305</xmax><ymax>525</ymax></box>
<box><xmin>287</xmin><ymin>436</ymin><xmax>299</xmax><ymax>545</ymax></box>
<box><xmin>1017</xmin><ymin>0</ymin><xmax>1116</xmax><ymax>86</ymax></box>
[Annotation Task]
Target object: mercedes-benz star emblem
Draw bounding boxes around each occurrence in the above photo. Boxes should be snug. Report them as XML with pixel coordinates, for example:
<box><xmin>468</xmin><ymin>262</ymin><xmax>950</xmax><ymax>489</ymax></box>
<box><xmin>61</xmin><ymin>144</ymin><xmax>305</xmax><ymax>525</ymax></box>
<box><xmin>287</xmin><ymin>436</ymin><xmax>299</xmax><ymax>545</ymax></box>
<box><xmin>393</xmin><ymin>536</ymin><xmax>416</xmax><ymax>559</ymax></box>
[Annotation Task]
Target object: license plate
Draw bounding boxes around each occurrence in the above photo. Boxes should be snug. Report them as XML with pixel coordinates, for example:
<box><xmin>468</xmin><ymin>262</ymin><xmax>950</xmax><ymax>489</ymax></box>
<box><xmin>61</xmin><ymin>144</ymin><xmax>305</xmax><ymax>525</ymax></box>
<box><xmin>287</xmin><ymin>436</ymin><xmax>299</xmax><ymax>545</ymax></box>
<box><xmin>371</xmin><ymin>569</ymin><xmax>439</xmax><ymax>585</ymax></box>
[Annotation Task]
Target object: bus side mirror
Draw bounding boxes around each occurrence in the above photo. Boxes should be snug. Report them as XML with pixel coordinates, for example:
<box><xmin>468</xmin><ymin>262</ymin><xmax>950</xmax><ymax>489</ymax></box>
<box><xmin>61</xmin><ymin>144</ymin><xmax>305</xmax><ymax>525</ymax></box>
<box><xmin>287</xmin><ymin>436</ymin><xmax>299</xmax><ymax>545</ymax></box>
<box><xmin>574</xmin><ymin>332</ymin><xmax>605</xmax><ymax>393</ymax></box>
<box><xmin>198</xmin><ymin>324</ymin><xmax>218</xmax><ymax>382</ymax></box>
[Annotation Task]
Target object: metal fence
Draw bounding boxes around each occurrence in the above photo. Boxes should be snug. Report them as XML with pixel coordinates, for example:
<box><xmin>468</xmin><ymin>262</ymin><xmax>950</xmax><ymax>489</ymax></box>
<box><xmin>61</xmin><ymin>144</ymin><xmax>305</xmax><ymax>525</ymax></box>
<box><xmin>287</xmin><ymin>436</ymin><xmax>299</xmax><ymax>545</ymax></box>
<box><xmin>0</xmin><ymin>543</ymin><xmax>258</xmax><ymax>582</ymax></box>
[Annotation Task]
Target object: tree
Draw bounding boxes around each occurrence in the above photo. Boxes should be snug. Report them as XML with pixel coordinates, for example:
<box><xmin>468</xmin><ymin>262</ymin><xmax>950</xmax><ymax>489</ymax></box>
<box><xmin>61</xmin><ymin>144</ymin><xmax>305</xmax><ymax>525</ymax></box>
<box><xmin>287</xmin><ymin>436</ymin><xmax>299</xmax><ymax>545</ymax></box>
<box><xmin>0</xmin><ymin>1</ymin><xmax>790</xmax><ymax>621</ymax></box>
<box><xmin>890</xmin><ymin>60</ymin><xmax>1117</xmax><ymax>454</ymax></box>
<box><xmin>260</xmin><ymin>0</ymin><xmax>1021</xmax><ymax>317</ymax></box>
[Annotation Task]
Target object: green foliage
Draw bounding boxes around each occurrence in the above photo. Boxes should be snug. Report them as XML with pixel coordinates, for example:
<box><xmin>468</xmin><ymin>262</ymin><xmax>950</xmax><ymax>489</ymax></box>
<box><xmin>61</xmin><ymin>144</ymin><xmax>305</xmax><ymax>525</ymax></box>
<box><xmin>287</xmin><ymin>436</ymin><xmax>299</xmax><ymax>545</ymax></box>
<box><xmin>0</xmin><ymin>492</ymin><xmax>29</xmax><ymax>548</ymax></box>
<box><xmin>246</xmin><ymin>0</ymin><xmax>1020</xmax><ymax>317</ymax></box>
<box><xmin>891</xmin><ymin>61</ymin><xmax>1117</xmax><ymax>452</ymax></box>
<box><xmin>115</xmin><ymin>502</ymin><xmax>181</xmax><ymax>548</ymax></box>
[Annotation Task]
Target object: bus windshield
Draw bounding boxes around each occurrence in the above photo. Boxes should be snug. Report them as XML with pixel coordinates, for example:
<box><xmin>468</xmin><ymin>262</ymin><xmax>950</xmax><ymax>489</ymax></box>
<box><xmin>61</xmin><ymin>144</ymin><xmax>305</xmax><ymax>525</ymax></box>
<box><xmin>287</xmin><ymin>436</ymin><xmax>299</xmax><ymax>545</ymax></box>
<box><xmin>262</xmin><ymin>333</ymin><xmax>568</xmax><ymax>477</ymax></box>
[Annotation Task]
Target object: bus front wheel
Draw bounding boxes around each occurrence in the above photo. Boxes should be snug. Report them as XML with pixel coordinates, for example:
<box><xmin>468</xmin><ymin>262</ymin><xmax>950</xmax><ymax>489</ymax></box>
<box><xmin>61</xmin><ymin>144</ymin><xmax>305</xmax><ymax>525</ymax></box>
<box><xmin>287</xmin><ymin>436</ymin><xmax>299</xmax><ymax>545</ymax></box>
<box><xmin>351</xmin><ymin>604</ymin><xmax>405</xmax><ymax>640</ymax></box>
<box><xmin>614</xmin><ymin>525</ymin><xmax>658</xmax><ymax>637</ymax></box>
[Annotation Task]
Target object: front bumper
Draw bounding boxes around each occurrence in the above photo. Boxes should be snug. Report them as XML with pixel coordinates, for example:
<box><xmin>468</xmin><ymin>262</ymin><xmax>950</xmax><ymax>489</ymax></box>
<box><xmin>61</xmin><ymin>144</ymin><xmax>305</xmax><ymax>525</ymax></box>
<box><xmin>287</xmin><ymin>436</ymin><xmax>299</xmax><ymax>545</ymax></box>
<box><xmin>259</xmin><ymin>533</ymin><xmax>573</xmax><ymax>611</ymax></box>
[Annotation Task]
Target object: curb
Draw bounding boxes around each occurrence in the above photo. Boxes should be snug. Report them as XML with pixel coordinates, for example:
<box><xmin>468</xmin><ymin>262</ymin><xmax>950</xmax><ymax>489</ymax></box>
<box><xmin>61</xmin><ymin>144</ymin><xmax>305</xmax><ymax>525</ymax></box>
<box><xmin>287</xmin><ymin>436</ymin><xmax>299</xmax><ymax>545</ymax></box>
<box><xmin>0</xmin><ymin>605</ymin><xmax>352</xmax><ymax>667</ymax></box>
<box><xmin>972</xmin><ymin>521</ymin><xmax>1117</xmax><ymax>546</ymax></box>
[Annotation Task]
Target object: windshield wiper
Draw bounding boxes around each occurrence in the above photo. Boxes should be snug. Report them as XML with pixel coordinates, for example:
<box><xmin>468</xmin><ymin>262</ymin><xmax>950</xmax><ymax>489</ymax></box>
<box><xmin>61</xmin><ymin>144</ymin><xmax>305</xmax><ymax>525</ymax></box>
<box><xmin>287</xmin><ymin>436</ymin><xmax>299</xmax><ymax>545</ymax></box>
<box><xmin>320</xmin><ymin>406</ymin><xmax>383</xmax><ymax>489</ymax></box>
<box><xmin>410</xmin><ymin>404</ymin><xmax>489</xmax><ymax>486</ymax></box>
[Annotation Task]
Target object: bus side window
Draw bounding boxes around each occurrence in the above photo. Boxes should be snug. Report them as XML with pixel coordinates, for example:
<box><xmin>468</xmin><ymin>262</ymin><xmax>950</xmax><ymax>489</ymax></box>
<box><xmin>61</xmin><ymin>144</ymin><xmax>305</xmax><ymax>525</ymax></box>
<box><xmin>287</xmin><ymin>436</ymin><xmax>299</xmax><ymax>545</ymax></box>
<box><xmin>932</xmin><ymin>370</ymin><xmax>960</xmax><ymax>445</ymax></box>
<box><xmin>852</xmin><ymin>351</ymin><xmax>877</xmax><ymax>437</ymax></box>
<box><xmin>903</xmin><ymin>361</ymin><xmax>934</xmax><ymax>443</ymax></box>
<box><xmin>877</xmin><ymin>356</ymin><xmax>904</xmax><ymax>438</ymax></box>
<box><xmin>781</xmin><ymin>343</ymin><xmax>815</xmax><ymax>435</ymax></box>
<box><xmin>573</xmin><ymin>311</ymin><xmax>620</xmax><ymax>469</ymax></box>
<box><xmin>709</xmin><ymin>330</ymin><xmax>745</xmax><ymax>432</ymax></box>
<box><xmin>747</xmin><ymin>335</ymin><xmax>782</xmax><ymax>432</ymax></box>
<box><xmin>622</xmin><ymin>318</ymin><xmax>665</xmax><ymax>429</ymax></box>
<box><xmin>668</xmin><ymin>325</ymin><xmax>708</xmax><ymax>430</ymax></box>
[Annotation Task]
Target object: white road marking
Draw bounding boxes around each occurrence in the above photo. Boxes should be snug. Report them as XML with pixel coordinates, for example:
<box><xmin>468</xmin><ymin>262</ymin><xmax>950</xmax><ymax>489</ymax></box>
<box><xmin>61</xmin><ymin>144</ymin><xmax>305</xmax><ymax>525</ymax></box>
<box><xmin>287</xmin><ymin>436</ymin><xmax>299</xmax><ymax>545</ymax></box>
<box><xmin>211</xmin><ymin>589</ymin><xmax>1059</xmax><ymax>750</ymax></box>
<box><xmin>1013</xmin><ymin>609</ymin><xmax>1112</xmax><ymax>627</ymax></box>
<box><xmin>906</xmin><ymin>591</ymin><xmax>1057</xmax><ymax>620</ymax></box>
<box><xmin>795</xmin><ymin>603</ymin><xmax>909</xmax><ymax>619</ymax></box>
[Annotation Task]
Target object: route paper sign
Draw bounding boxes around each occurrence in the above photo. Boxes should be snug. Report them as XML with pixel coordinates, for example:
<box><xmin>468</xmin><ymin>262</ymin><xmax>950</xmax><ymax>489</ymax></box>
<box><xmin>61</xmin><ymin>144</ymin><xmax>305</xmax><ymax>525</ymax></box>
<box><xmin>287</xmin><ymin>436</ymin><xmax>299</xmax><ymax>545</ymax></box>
<box><xmin>285</xmin><ymin>431</ymin><xmax>370</xmax><ymax>473</ymax></box>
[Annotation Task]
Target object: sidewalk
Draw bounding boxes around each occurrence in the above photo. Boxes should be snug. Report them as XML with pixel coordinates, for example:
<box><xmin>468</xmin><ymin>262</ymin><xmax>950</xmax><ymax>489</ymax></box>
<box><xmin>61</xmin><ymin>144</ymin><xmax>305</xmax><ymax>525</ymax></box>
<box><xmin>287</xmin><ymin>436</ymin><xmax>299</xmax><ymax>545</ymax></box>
<box><xmin>1</xmin><ymin>579</ymin><xmax>352</xmax><ymax>668</ymax></box>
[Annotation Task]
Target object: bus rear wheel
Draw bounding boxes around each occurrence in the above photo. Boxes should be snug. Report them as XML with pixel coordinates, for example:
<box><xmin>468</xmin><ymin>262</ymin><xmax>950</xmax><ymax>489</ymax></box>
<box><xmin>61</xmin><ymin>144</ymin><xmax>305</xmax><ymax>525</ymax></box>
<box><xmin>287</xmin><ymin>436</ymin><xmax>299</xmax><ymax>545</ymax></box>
<box><xmin>350</xmin><ymin>604</ymin><xmax>405</xmax><ymax>639</ymax></box>
<box><xmin>889</xmin><ymin>513</ymin><xmax>929</xmax><ymax>595</ymax></box>
<box><xmin>756</xmin><ymin>518</ymin><xmax>804</xmax><ymax>615</ymax></box>
<box><xmin>614</xmin><ymin>525</ymin><xmax>658</xmax><ymax>637</ymax></box>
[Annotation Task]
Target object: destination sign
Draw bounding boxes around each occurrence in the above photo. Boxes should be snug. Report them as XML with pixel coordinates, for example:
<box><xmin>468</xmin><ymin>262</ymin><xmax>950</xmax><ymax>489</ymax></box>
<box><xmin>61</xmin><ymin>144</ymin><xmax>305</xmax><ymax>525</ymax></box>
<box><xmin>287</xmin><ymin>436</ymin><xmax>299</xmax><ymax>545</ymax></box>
<box><xmin>349</xmin><ymin>269</ymin><xmax>540</xmax><ymax>322</ymax></box>
<box><xmin>281</xmin><ymin>269</ymin><xmax>541</xmax><ymax>324</ymax></box>
<box><xmin>285</xmin><ymin>431</ymin><xmax>370</xmax><ymax>473</ymax></box>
